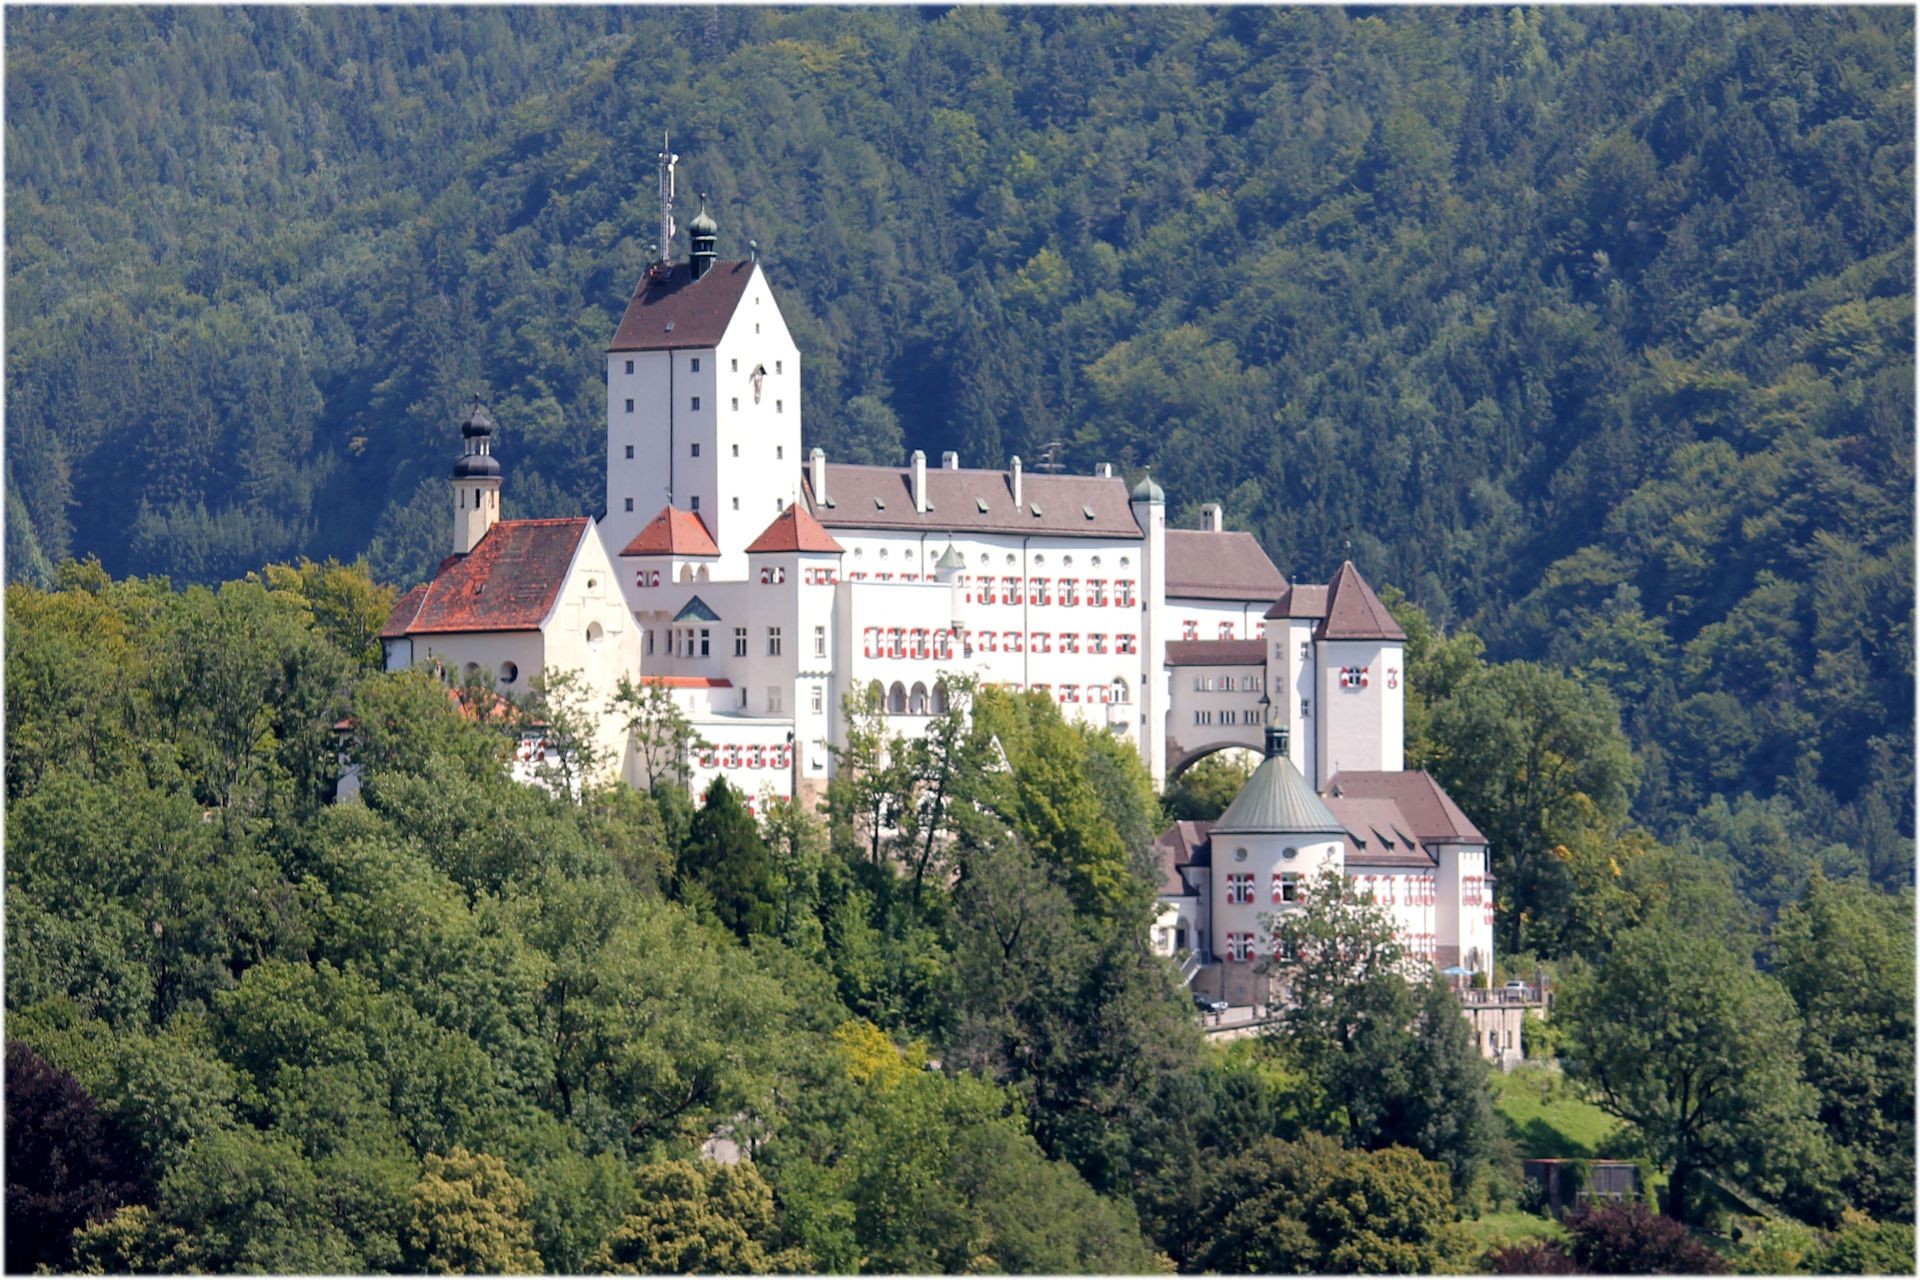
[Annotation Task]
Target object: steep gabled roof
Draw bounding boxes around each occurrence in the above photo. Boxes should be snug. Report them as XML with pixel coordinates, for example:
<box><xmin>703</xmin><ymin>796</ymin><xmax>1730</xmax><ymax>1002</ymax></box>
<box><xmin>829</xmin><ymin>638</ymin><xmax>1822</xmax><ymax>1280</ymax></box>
<box><xmin>1318</xmin><ymin>561</ymin><xmax>1406</xmax><ymax>642</ymax></box>
<box><xmin>622</xmin><ymin>506</ymin><xmax>719</xmax><ymax>557</ymax></box>
<box><xmin>1265</xmin><ymin>584</ymin><xmax>1329</xmax><ymax>621</ymax></box>
<box><xmin>803</xmin><ymin>465</ymin><xmax>1141</xmax><ymax>540</ymax></box>
<box><xmin>1164</xmin><ymin>639</ymin><xmax>1266</xmax><ymax>667</ymax></box>
<box><xmin>1213</xmin><ymin>752</ymin><xmax>1344</xmax><ymax>835</ymax></box>
<box><xmin>607</xmin><ymin>260</ymin><xmax>756</xmax><ymax>352</ymax></box>
<box><xmin>1164</xmin><ymin>529</ymin><xmax>1287</xmax><ymax>602</ymax></box>
<box><xmin>1324</xmin><ymin>771</ymin><xmax>1487</xmax><ymax>845</ymax></box>
<box><xmin>391</xmin><ymin>518</ymin><xmax>590</xmax><ymax>635</ymax></box>
<box><xmin>746</xmin><ymin>502</ymin><xmax>844</xmax><ymax>554</ymax></box>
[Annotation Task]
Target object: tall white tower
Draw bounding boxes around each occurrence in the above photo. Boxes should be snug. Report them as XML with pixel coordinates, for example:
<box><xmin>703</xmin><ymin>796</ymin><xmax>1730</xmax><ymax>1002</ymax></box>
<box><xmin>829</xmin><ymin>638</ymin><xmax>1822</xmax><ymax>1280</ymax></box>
<box><xmin>451</xmin><ymin>400</ymin><xmax>502</xmax><ymax>555</ymax></box>
<box><xmin>1131</xmin><ymin>469</ymin><xmax>1168</xmax><ymax>785</ymax></box>
<box><xmin>604</xmin><ymin>153</ymin><xmax>801</xmax><ymax>573</ymax></box>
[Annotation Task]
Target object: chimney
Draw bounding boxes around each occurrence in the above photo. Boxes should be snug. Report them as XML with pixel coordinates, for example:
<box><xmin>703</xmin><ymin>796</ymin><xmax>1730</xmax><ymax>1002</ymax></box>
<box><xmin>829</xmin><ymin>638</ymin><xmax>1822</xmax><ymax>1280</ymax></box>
<box><xmin>1200</xmin><ymin>502</ymin><xmax>1224</xmax><ymax>532</ymax></box>
<box><xmin>1010</xmin><ymin>455</ymin><xmax>1023</xmax><ymax>508</ymax></box>
<box><xmin>1265</xmin><ymin>725</ymin><xmax>1290</xmax><ymax>759</ymax></box>
<box><xmin>810</xmin><ymin>447</ymin><xmax>828</xmax><ymax>506</ymax></box>
<box><xmin>1096</xmin><ymin>462</ymin><xmax>1113</xmax><ymax>478</ymax></box>
<box><xmin>912</xmin><ymin>449</ymin><xmax>928</xmax><ymax>513</ymax></box>
<box><xmin>942</xmin><ymin>450</ymin><xmax>960</xmax><ymax>470</ymax></box>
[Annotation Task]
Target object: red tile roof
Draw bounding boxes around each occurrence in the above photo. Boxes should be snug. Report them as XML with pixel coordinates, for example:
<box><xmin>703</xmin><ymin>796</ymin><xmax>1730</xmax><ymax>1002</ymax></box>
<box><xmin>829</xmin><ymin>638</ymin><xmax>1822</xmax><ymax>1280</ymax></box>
<box><xmin>804</xmin><ymin>464</ymin><xmax>1142</xmax><ymax>540</ymax></box>
<box><xmin>381</xmin><ymin>582</ymin><xmax>430</xmax><ymax>639</ymax></box>
<box><xmin>1318</xmin><ymin>561</ymin><xmax>1406</xmax><ymax>641</ymax></box>
<box><xmin>607</xmin><ymin>260</ymin><xmax>757</xmax><ymax>352</ymax></box>
<box><xmin>1323</xmin><ymin>771</ymin><xmax>1486</xmax><ymax>844</ymax></box>
<box><xmin>1265</xmin><ymin>584</ymin><xmax>1329</xmax><ymax>621</ymax></box>
<box><xmin>1164</xmin><ymin>638</ymin><xmax>1267</xmax><ymax>667</ymax></box>
<box><xmin>621</xmin><ymin>506</ymin><xmax>720</xmax><ymax>557</ymax></box>
<box><xmin>641</xmin><ymin>675</ymin><xmax>733</xmax><ymax>689</ymax></box>
<box><xmin>389</xmin><ymin>518</ymin><xmax>589</xmax><ymax>635</ymax></box>
<box><xmin>1164</xmin><ymin>529</ymin><xmax>1287</xmax><ymax>602</ymax></box>
<box><xmin>746</xmin><ymin>503</ymin><xmax>844</xmax><ymax>554</ymax></box>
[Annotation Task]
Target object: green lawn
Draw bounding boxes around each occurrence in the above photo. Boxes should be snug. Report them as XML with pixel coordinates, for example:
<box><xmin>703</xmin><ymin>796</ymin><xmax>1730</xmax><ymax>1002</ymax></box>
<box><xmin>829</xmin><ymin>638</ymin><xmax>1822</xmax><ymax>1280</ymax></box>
<box><xmin>1459</xmin><ymin>1210</ymin><xmax>1566</xmax><ymax>1250</ymax></box>
<box><xmin>1490</xmin><ymin>1065</ymin><xmax>1624</xmax><ymax>1158</ymax></box>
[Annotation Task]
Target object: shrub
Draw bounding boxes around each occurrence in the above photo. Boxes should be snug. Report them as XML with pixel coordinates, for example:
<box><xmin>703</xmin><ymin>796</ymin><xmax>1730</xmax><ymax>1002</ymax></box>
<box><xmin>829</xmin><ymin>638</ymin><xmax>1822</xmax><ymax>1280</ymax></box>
<box><xmin>1487</xmin><ymin>1238</ymin><xmax>1578</xmax><ymax>1274</ymax></box>
<box><xmin>1564</xmin><ymin>1199</ymin><xmax>1727</xmax><ymax>1274</ymax></box>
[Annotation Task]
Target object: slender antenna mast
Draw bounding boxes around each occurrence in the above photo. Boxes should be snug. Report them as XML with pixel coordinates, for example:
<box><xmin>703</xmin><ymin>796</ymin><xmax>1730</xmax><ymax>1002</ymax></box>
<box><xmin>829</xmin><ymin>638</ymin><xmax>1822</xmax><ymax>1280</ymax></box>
<box><xmin>657</xmin><ymin>132</ymin><xmax>678</xmax><ymax>268</ymax></box>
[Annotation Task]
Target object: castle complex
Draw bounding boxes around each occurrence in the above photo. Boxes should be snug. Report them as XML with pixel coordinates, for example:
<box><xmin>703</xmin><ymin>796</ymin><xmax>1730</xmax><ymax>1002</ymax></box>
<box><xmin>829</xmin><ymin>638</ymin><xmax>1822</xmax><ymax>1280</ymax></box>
<box><xmin>379</xmin><ymin>154</ymin><xmax>1500</xmax><ymax>1028</ymax></box>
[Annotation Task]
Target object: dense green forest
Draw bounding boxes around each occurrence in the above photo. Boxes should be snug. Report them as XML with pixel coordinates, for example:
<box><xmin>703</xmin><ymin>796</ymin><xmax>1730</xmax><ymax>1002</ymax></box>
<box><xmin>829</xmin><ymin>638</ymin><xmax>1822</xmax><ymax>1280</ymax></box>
<box><xmin>6</xmin><ymin>562</ymin><xmax>1912</xmax><ymax>1272</ymax></box>
<box><xmin>4</xmin><ymin>5</ymin><xmax>1912</xmax><ymax>881</ymax></box>
<box><xmin>3</xmin><ymin>6</ymin><xmax>1914</xmax><ymax>1271</ymax></box>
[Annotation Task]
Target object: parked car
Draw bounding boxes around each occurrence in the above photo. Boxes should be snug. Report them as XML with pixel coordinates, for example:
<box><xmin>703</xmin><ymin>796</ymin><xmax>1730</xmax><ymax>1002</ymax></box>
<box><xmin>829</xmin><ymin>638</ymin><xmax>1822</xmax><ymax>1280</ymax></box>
<box><xmin>1503</xmin><ymin>979</ymin><xmax>1530</xmax><ymax>996</ymax></box>
<box><xmin>1192</xmin><ymin>993</ymin><xmax>1230</xmax><ymax>1014</ymax></box>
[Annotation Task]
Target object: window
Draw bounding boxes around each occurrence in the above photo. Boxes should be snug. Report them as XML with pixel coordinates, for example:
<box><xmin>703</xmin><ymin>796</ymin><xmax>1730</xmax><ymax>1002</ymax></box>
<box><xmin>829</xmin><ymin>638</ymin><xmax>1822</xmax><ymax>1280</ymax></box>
<box><xmin>1060</xmin><ymin>633</ymin><xmax>1079</xmax><ymax>654</ymax></box>
<box><xmin>645</xmin><ymin>631</ymin><xmax>655</xmax><ymax>655</ymax></box>
<box><xmin>1193</xmin><ymin>676</ymin><xmax>1206</xmax><ymax>692</ymax></box>
<box><xmin>625</xmin><ymin>398</ymin><xmax>635</xmax><ymax>413</ymax></box>
<box><xmin>624</xmin><ymin>497</ymin><xmax>634</xmax><ymax>512</ymax></box>
<box><xmin>625</xmin><ymin>360</ymin><xmax>635</xmax><ymax>375</ymax></box>
<box><xmin>731</xmin><ymin>397</ymin><xmax>739</xmax><ymax>411</ymax></box>
<box><xmin>1227</xmin><ymin>873</ymin><xmax>1254</xmax><ymax>904</ymax></box>
<box><xmin>978</xmin><ymin>578</ymin><xmax>997</xmax><ymax>605</ymax></box>
<box><xmin>734</xmin><ymin>627</ymin><xmax>748</xmax><ymax>657</ymax></box>
<box><xmin>1004</xmin><ymin>577</ymin><xmax>1023</xmax><ymax>605</ymax></box>
<box><xmin>691</xmin><ymin>442</ymin><xmax>701</xmax><ymax>457</ymax></box>
<box><xmin>1226</xmin><ymin>932</ymin><xmax>1254</xmax><ymax>963</ymax></box>
<box><xmin>690</xmin><ymin>357</ymin><xmax>701</xmax><ymax>372</ymax></box>
<box><xmin>1058</xmin><ymin>684</ymin><xmax>1078</xmax><ymax>703</ymax></box>
<box><xmin>1059</xmin><ymin>579</ymin><xmax>1078</xmax><ymax>606</ymax></box>
<box><xmin>776</xmin><ymin>399</ymin><xmax>784</xmax><ymax>414</ymax></box>
<box><xmin>732</xmin><ymin>444</ymin><xmax>739</xmax><ymax>457</ymax></box>
<box><xmin>1219</xmin><ymin>621</ymin><xmax>1234</xmax><ymax>639</ymax></box>
<box><xmin>1004</xmin><ymin>631</ymin><xmax>1023</xmax><ymax>653</ymax></box>
<box><xmin>1117</xmin><ymin>634</ymin><xmax>1137</xmax><ymax>654</ymax></box>
<box><xmin>1194</xmin><ymin>710</ymin><xmax>1213</xmax><ymax>726</ymax></box>
<box><xmin>1182</xmin><ymin>620</ymin><xmax>1199</xmax><ymax>641</ymax></box>
<box><xmin>814</xmin><ymin>625</ymin><xmax>826</xmax><ymax>658</ymax></box>
<box><xmin>731</xmin><ymin>358</ymin><xmax>738</xmax><ymax>372</ymax></box>
<box><xmin>690</xmin><ymin>495</ymin><xmax>700</xmax><ymax>511</ymax></box>
<box><xmin>1277</xmin><ymin>937</ymin><xmax>1300</xmax><ymax>963</ymax></box>
<box><xmin>732</xmin><ymin>497</ymin><xmax>739</xmax><ymax>510</ymax></box>
<box><xmin>1089</xmin><ymin>580</ymin><xmax>1107</xmax><ymax>606</ymax></box>
<box><xmin>767</xmin><ymin>627</ymin><xmax>783</xmax><ymax>657</ymax></box>
<box><xmin>1276</xmin><ymin>873</ymin><xmax>1301</xmax><ymax>904</ymax></box>
<box><xmin>810</xmin><ymin>685</ymin><xmax>823</xmax><ymax>714</ymax></box>
<box><xmin>624</xmin><ymin>444</ymin><xmax>635</xmax><ymax>459</ymax></box>
<box><xmin>776</xmin><ymin>446</ymin><xmax>784</xmax><ymax>460</ymax></box>
<box><xmin>1117</xmin><ymin>580</ymin><xmax>1137</xmax><ymax>607</ymax></box>
<box><xmin>1301</xmin><ymin>698</ymin><xmax>1311</xmax><ymax>719</ymax></box>
<box><xmin>1031</xmin><ymin>578</ymin><xmax>1051</xmax><ymax>606</ymax></box>
<box><xmin>776</xmin><ymin>360</ymin><xmax>783</xmax><ymax>374</ymax></box>
<box><xmin>767</xmin><ymin>686</ymin><xmax>781</xmax><ymax>714</ymax></box>
<box><xmin>1089</xmin><ymin>633</ymin><xmax>1108</xmax><ymax>654</ymax></box>
<box><xmin>1031</xmin><ymin>632</ymin><xmax>1051</xmax><ymax>654</ymax></box>
<box><xmin>699</xmin><ymin>628</ymin><xmax>711</xmax><ymax>657</ymax></box>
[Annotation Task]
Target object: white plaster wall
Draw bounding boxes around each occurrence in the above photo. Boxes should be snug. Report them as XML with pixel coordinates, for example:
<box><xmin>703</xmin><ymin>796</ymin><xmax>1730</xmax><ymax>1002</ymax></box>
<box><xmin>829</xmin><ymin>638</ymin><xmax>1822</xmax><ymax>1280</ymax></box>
<box><xmin>711</xmin><ymin>267</ymin><xmax>801</xmax><ymax>575</ymax></box>
<box><xmin>1166</xmin><ymin>597</ymin><xmax>1269</xmax><ymax>643</ymax></box>
<box><xmin>1316</xmin><ymin>638</ymin><xmax>1406</xmax><ymax>778</ymax></box>
<box><xmin>1165</xmin><ymin>664</ymin><xmax>1266</xmax><ymax>764</ymax></box>
<box><xmin>605</xmin><ymin>349</ymin><xmax>688</xmax><ymax>553</ymax></box>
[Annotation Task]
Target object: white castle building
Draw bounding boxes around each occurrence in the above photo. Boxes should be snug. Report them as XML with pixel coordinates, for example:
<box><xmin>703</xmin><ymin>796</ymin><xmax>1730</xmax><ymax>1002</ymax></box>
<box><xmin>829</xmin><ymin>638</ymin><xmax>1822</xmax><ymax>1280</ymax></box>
<box><xmin>378</xmin><ymin>155</ymin><xmax>1499</xmax><ymax>1023</ymax></box>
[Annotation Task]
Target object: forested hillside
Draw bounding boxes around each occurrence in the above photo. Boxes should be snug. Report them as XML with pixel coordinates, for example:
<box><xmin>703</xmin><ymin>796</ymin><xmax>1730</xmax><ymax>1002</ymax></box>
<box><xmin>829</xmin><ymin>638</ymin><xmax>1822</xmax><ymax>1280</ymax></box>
<box><xmin>5</xmin><ymin>11</ymin><xmax>1910</xmax><ymax>874</ymax></box>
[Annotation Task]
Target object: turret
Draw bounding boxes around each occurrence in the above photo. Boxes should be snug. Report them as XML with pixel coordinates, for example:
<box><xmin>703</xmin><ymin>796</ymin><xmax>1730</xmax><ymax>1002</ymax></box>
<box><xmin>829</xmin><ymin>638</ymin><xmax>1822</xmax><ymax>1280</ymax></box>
<box><xmin>452</xmin><ymin>400</ymin><xmax>502</xmax><ymax>555</ymax></box>
<box><xmin>688</xmin><ymin>197</ymin><xmax>718</xmax><ymax>281</ymax></box>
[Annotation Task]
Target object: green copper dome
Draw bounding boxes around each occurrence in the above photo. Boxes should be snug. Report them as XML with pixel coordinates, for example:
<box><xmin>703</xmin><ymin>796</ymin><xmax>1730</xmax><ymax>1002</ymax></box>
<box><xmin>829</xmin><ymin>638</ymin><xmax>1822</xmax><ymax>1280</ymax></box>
<box><xmin>1130</xmin><ymin>469</ymin><xmax>1165</xmax><ymax>503</ymax></box>
<box><xmin>1212</xmin><ymin>752</ymin><xmax>1344</xmax><ymax>835</ymax></box>
<box><xmin>687</xmin><ymin>204</ymin><xmax>718</xmax><ymax>236</ymax></box>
